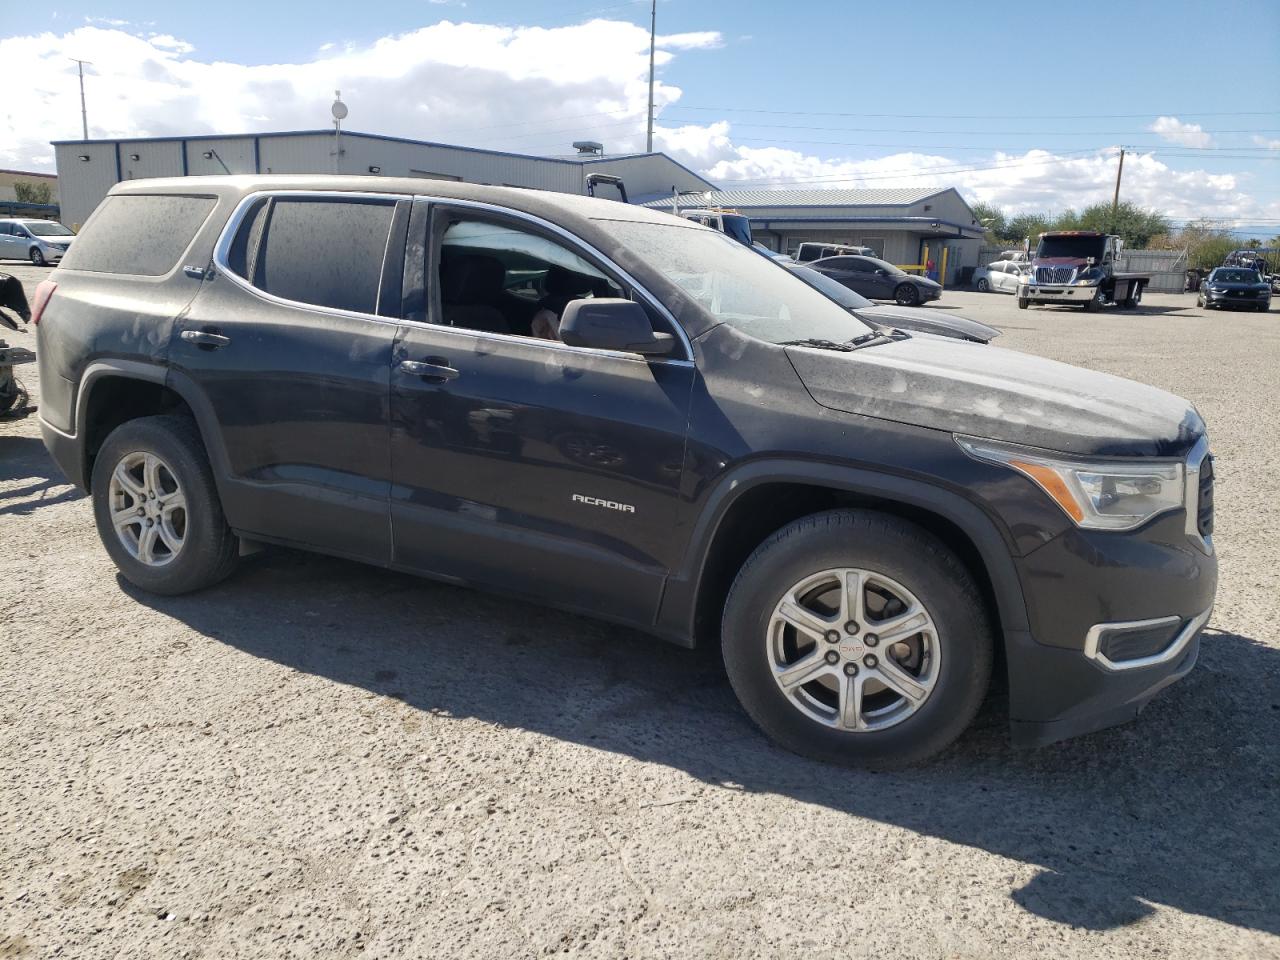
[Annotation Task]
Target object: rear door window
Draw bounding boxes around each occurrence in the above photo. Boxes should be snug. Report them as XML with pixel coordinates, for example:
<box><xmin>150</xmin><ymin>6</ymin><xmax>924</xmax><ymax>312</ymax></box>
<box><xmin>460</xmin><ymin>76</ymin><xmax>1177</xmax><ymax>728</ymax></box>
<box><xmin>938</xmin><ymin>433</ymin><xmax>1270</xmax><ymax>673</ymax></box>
<box><xmin>233</xmin><ymin>197</ymin><xmax>396</xmax><ymax>315</ymax></box>
<box><xmin>58</xmin><ymin>194</ymin><xmax>216</xmax><ymax>276</ymax></box>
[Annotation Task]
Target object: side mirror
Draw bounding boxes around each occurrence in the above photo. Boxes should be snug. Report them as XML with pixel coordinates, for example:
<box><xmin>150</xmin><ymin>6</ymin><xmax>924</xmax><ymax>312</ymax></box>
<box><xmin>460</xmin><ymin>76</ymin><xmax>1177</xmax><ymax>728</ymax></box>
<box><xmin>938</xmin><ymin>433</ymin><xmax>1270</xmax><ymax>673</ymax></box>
<box><xmin>875</xmin><ymin>268</ymin><xmax>888</xmax><ymax>276</ymax></box>
<box><xmin>559</xmin><ymin>298</ymin><xmax>676</xmax><ymax>357</ymax></box>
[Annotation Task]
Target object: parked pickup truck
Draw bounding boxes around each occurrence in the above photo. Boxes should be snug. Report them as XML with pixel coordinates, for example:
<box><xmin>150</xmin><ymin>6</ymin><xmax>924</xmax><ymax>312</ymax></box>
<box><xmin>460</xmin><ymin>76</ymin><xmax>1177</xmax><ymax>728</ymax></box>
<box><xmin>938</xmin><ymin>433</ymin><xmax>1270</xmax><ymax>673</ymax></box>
<box><xmin>36</xmin><ymin>177</ymin><xmax>1216</xmax><ymax>766</ymax></box>
<box><xmin>1018</xmin><ymin>231</ymin><xmax>1150</xmax><ymax>311</ymax></box>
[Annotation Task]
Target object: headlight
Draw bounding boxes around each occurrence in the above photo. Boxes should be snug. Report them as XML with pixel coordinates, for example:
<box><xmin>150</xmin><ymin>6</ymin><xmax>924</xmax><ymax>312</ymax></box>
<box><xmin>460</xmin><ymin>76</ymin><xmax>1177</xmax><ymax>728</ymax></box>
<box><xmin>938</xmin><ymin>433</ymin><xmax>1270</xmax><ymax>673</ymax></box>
<box><xmin>956</xmin><ymin>436</ymin><xmax>1185</xmax><ymax>530</ymax></box>
<box><xmin>1074</xmin><ymin>268</ymin><xmax>1102</xmax><ymax>285</ymax></box>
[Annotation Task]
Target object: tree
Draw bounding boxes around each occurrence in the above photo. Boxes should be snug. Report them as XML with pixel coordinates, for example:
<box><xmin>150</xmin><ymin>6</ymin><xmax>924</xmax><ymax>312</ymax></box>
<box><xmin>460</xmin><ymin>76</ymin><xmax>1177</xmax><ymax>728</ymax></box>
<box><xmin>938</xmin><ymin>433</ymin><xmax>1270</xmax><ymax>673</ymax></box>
<box><xmin>1151</xmin><ymin>219</ymin><xmax>1237</xmax><ymax>270</ymax></box>
<box><xmin>1004</xmin><ymin>213</ymin><xmax>1053</xmax><ymax>246</ymax></box>
<box><xmin>969</xmin><ymin>202</ymin><xmax>1007</xmax><ymax>243</ymax></box>
<box><xmin>13</xmin><ymin>181</ymin><xmax>53</xmax><ymax>205</ymax></box>
<box><xmin>1073</xmin><ymin>201</ymin><xmax>1169</xmax><ymax>248</ymax></box>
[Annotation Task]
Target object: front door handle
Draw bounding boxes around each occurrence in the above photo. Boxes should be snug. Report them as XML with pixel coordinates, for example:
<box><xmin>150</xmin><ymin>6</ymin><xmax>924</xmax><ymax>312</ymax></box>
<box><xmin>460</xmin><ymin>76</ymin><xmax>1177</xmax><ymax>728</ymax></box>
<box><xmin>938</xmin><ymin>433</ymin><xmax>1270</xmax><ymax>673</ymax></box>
<box><xmin>399</xmin><ymin>358</ymin><xmax>459</xmax><ymax>382</ymax></box>
<box><xmin>180</xmin><ymin>329</ymin><xmax>232</xmax><ymax>349</ymax></box>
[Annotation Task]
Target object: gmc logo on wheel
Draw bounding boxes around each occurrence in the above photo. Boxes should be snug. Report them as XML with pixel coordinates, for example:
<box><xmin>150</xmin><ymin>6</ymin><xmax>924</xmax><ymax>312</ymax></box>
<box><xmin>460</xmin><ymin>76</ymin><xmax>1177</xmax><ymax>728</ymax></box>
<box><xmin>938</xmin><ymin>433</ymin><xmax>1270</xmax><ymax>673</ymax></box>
<box><xmin>572</xmin><ymin>494</ymin><xmax>635</xmax><ymax>513</ymax></box>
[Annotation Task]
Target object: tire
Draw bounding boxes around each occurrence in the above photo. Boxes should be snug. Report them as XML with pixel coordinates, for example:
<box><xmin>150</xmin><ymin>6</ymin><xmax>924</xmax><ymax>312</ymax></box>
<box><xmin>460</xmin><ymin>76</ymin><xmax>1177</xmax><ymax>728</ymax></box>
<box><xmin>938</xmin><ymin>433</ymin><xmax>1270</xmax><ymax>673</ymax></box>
<box><xmin>721</xmin><ymin>509</ymin><xmax>993</xmax><ymax>768</ymax></box>
<box><xmin>976</xmin><ymin>278</ymin><xmax>990</xmax><ymax>292</ymax></box>
<box><xmin>1017</xmin><ymin>296</ymin><xmax>1029</xmax><ymax>310</ymax></box>
<box><xmin>91</xmin><ymin>414</ymin><xmax>238</xmax><ymax>595</ymax></box>
<box><xmin>894</xmin><ymin>283</ymin><xmax>920</xmax><ymax>307</ymax></box>
<box><xmin>1083</xmin><ymin>289</ymin><xmax>1101</xmax><ymax>312</ymax></box>
<box><xmin>29</xmin><ymin>247</ymin><xmax>46</xmax><ymax>267</ymax></box>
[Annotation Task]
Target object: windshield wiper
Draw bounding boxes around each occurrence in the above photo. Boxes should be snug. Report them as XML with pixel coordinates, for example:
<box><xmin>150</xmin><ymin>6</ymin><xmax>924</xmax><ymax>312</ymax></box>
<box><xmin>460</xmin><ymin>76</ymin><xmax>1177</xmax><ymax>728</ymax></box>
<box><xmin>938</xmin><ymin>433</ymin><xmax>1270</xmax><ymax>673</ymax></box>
<box><xmin>780</xmin><ymin>331</ymin><xmax>905</xmax><ymax>352</ymax></box>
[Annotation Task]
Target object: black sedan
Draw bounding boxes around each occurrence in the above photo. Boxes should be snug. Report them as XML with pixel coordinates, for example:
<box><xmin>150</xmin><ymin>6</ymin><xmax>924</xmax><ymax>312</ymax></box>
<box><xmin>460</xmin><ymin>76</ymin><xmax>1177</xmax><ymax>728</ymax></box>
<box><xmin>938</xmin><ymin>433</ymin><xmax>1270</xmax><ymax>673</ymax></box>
<box><xmin>807</xmin><ymin>254</ymin><xmax>942</xmax><ymax>306</ymax></box>
<box><xmin>1197</xmin><ymin>267</ymin><xmax>1272</xmax><ymax>311</ymax></box>
<box><xmin>785</xmin><ymin>263</ymin><xmax>999</xmax><ymax>343</ymax></box>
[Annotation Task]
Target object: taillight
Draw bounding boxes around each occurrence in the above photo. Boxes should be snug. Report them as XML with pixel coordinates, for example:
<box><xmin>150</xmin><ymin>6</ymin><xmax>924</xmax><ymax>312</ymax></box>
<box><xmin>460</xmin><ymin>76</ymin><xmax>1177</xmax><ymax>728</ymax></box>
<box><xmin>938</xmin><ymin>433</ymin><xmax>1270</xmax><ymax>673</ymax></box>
<box><xmin>30</xmin><ymin>279</ymin><xmax>57</xmax><ymax>326</ymax></box>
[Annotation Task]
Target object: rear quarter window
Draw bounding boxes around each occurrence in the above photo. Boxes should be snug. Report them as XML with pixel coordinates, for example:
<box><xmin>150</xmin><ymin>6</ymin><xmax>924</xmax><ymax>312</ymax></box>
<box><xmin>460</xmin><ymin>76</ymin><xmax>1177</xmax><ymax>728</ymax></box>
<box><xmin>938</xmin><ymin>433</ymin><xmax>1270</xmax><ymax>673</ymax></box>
<box><xmin>59</xmin><ymin>194</ymin><xmax>216</xmax><ymax>276</ymax></box>
<box><xmin>240</xmin><ymin>197</ymin><xmax>396</xmax><ymax>315</ymax></box>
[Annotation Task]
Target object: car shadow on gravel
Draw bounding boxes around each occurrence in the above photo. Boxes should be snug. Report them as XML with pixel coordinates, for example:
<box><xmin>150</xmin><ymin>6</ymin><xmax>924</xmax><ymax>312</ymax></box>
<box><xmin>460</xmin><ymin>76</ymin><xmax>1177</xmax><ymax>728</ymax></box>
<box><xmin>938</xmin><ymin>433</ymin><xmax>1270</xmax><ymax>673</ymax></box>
<box><xmin>125</xmin><ymin>551</ymin><xmax>1280</xmax><ymax>937</ymax></box>
<box><xmin>0</xmin><ymin>434</ymin><xmax>85</xmax><ymax>515</ymax></box>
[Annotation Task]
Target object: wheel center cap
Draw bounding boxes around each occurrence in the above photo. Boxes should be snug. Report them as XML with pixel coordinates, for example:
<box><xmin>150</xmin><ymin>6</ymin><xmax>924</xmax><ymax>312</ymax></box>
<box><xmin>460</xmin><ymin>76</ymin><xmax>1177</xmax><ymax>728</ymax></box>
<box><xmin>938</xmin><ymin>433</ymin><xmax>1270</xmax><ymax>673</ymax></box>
<box><xmin>839</xmin><ymin>641</ymin><xmax>864</xmax><ymax>658</ymax></box>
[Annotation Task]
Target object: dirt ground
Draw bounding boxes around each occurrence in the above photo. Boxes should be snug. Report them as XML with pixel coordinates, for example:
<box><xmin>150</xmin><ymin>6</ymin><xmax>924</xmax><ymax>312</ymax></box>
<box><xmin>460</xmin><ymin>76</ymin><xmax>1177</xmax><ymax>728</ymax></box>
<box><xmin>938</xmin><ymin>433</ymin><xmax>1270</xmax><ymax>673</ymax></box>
<box><xmin>2</xmin><ymin>260</ymin><xmax>1278</xmax><ymax>959</ymax></box>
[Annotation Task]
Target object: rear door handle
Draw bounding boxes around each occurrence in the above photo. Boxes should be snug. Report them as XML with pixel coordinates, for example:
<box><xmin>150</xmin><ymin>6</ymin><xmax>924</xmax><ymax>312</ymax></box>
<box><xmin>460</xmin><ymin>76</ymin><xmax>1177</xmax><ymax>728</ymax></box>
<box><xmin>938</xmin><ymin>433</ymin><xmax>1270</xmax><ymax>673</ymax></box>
<box><xmin>399</xmin><ymin>358</ymin><xmax>459</xmax><ymax>382</ymax></box>
<box><xmin>180</xmin><ymin>329</ymin><xmax>232</xmax><ymax>349</ymax></box>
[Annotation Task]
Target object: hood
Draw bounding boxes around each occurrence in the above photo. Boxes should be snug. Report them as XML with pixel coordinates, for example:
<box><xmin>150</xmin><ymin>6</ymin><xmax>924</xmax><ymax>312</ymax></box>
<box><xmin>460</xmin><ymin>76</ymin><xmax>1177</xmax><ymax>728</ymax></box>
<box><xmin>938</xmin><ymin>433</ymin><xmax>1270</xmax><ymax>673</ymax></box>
<box><xmin>855</xmin><ymin>304</ymin><xmax>1000</xmax><ymax>343</ymax></box>
<box><xmin>1033</xmin><ymin>256</ymin><xmax>1088</xmax><ymax>267</ymax></box>
<box><xmin>786</xmin><ymin>336</ymin><xmax>1203</xmax><ymax>458</ymax></box>
<box><xmin>1206</xmin><ymin>280</ymin><xmax>1268</xmax><ymax>290</ymax></box>
<box><xmin>912</xmin><ymin>275</ymin><xmax>942</xmax><ymax>290</ymax></box>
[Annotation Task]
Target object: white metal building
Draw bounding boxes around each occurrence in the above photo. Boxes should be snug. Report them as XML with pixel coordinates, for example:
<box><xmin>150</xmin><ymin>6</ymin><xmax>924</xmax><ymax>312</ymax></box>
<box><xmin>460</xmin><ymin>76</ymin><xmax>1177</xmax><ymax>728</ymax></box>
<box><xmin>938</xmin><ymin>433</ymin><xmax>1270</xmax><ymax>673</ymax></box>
<box><xmin>51</xmin><ymin>129</ymin><xmax>716</xmax><ymax>228</ymax></box>
<box><xmin>644</xmin><ymin>187</ymin><xmax>986</xmax><ymax>283</ymax></box>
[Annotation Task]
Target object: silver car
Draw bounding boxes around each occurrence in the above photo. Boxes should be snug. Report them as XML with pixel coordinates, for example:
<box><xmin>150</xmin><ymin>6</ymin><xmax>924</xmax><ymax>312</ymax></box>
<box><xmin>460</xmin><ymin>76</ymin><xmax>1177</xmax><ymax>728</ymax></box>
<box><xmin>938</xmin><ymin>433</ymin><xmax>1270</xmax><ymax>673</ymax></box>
<box><xmin>0</xmin><ymin>218</ymin><xmax>75</xmax><ymax>266</ymax></box>
<box><xmin>973</xmin><ymin>259</ymin><xmax>1030</xmax><ymax>294</ymax></box>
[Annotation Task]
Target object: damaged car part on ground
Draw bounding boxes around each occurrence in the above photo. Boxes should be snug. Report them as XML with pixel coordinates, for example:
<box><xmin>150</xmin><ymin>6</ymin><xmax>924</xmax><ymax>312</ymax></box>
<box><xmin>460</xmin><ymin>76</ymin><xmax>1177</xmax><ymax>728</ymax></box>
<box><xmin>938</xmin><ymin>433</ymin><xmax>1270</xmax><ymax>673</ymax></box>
<box><xmin>36</xmin><ymin>177</ymin><xmax>1216</xmax><ymax>766</ymax></box>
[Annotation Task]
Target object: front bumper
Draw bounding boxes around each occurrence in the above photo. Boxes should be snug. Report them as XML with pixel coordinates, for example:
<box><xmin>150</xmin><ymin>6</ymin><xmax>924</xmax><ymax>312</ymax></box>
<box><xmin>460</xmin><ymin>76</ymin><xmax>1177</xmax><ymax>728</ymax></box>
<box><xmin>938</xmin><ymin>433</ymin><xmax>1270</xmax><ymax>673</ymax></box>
<box><xmin>37</xmin><ymin>245</ymin><xmax>68</xmax><ymax>262</ymax></box>
<box><xmin>1203</xmin><ymin>290</ymin><xmax>1269</xmax><ymax>308</ymax></box>
<box><xmin>1003</xmin><ymin>507</ymin><xmax>1217</xmax><ymax>748</ymax></box>
<box><xmin>1019</xmin><ymin>283</ymin><xmax>1098</xmax><ymax>303</ymax></box>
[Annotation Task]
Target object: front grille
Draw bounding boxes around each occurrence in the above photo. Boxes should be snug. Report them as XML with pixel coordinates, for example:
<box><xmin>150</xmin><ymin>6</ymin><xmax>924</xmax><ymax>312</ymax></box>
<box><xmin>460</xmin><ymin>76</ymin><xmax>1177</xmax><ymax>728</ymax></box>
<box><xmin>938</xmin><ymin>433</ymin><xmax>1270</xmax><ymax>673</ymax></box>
<box><xmin>1099</xmin><ymin>621</ymin><xmax>1182</xmax><ymax>662</ymax></box>
<box><xmin>1197</xmin><ymin>456</ymin><xmax>1214</xmax><ymax>537</ymax></box>
<box><xmin>1035</xmin><ymin>266</ymin><xmax>1075</xmax><ymax>284</ymax></box>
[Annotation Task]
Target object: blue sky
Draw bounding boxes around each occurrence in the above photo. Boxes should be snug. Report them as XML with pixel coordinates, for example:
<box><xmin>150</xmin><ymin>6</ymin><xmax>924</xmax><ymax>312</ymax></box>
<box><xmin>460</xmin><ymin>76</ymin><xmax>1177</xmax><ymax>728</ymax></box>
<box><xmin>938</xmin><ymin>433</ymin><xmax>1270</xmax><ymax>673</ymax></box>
<box><xmin>7</xmin><ymin>0</ymin><xmax>1279</xmax><ymax>227</ymax></box>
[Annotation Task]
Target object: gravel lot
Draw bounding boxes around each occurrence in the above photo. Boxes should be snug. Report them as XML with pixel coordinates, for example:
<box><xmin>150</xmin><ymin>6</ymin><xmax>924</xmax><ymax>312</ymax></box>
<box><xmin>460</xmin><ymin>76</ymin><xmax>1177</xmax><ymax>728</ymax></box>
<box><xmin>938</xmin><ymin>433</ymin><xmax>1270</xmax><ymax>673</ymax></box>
<box><xmin>2</xmin><ymin>260</ymin><xmax>1278</xmax><ymax>959</ymax></box>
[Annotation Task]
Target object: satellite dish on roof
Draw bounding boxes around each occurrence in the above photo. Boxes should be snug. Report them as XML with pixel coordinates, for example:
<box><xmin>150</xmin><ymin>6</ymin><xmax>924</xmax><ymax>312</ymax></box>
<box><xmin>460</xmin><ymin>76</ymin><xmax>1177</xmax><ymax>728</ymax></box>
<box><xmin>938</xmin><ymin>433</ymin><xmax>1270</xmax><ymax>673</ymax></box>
<box><xmin>331</xmin><ymin>91</ymin><xmax>348</xmax><ymax>121</ymax></box>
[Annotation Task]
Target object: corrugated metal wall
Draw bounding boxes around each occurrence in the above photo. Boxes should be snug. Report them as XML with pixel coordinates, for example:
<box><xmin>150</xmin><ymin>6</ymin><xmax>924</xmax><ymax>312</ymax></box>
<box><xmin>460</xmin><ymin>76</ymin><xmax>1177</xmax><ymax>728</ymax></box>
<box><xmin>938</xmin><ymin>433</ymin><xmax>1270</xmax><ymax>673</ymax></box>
<box><xmin>54</xmin><ymin>143</ymin><xmax>120</xmax><ymax>228</ymax></box>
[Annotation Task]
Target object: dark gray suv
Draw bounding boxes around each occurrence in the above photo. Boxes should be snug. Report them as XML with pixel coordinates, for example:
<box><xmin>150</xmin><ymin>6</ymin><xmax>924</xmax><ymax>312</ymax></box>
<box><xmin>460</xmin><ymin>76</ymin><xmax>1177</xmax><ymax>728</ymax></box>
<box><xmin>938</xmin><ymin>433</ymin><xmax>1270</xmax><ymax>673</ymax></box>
<box><xmin>34</xmin><ymin>176</ymin><xmax>1217</xmax><ymax>766</ymax></box>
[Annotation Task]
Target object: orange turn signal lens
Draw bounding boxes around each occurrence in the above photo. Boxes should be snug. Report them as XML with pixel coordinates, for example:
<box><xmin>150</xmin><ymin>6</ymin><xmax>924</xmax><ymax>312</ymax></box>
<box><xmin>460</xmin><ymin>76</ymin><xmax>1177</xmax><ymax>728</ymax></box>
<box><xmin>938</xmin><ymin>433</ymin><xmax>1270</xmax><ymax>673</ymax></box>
<box><xmin>1009</xmin><ymin>460</ymin><xmax>1085</xmax><ymax>523</ymax></box>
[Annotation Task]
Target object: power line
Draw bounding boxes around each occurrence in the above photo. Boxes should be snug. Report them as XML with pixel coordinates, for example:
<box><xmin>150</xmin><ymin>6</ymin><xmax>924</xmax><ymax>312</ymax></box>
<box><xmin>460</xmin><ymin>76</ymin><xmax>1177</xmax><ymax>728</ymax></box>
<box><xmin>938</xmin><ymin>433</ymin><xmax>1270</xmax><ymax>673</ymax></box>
<box><xmin>713</xmin><ymin>150</ymin><xmax>1113</xmax><ymax>185</ymax></box>
<box><xmin>673</xmin><ymin>105</ymin><xmax>1280</xmax><ymax>120</ymax></box>
<box><xmin>657</xmin><ymin>115</ymin><xmax>1280</xmax><ymax>136</ymax></box>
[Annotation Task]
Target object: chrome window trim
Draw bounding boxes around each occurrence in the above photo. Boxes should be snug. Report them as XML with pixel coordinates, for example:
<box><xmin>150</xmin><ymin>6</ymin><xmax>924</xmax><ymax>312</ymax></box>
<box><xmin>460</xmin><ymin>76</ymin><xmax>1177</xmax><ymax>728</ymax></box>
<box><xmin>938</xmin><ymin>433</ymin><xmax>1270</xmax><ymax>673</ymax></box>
<box><xmin>415</xmin><ymin>195</ymin><xmax>695</xmax><ymax>365</ymax></box>
<box><xmin>1083</xmin><ymin>607</ymin><xmax>1211</xmax><ymax>672</ymax></box>
<box><xmin>1183</xmin><ymin>435</ymin><xmax>1213</xmax><ymax>556</ymax></box>
<box><xmin>211</xmin><ymin>190</ymin><xmax>695</xmax><ymax>366</ymax></box>
<box><xmin>212</xmin><ymin>190</ymin><xmax>405</xmax><ymax>329</ymax></box>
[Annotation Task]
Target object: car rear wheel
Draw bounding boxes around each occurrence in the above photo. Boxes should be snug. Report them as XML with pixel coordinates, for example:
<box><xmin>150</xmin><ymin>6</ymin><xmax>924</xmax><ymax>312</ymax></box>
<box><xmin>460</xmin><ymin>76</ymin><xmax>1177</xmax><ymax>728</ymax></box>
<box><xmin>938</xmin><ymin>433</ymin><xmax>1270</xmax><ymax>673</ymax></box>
<box><xmin>1017</xmin><ymin>296</ymin><xmax>1029</xmax><ymax>310</ymax></box>
<box><xmin>894</xmin><ymin>283</ymin><xmax>920</xmax><ymax>306</ymax></box>
<box><xmin>29</xmin><ymin>248</ymin><xmax>46</xmax><ymax>267</ymax></box>
<box><xmin>721</xmin><ymin>509</ymin><xmax>993</xmax><ymax>767</ymax></box>
<box><xmin>91</xmin><ymin>415</ymin><xmax>238</xmax><ymax>595</ymax></box>
<box><xmin>976</xmin><ymin>278</ymin><xmax>990</xmax><ymax>292</ymax></box>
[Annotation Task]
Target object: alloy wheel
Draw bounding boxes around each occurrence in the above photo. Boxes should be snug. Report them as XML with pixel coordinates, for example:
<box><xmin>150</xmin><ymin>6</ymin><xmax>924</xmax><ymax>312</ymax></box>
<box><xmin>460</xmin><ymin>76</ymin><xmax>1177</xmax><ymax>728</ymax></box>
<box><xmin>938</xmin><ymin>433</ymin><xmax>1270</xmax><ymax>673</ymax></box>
<box><xmin>766</xmin><ymin>567</ymin><xmax>940</xmax><ymax>732</ymax></box>
<box><xmin>107</xmin><ymin>451</ymin><xmax>187</xmax><ymax>566</ymax></box>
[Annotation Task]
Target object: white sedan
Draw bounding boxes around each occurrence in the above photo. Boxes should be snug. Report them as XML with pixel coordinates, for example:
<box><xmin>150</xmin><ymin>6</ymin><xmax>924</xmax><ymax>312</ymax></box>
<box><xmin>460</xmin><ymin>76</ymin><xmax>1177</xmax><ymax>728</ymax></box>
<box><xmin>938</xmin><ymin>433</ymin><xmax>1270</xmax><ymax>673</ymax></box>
<box><xmin>974</xmin><ymin>259</ymin><xmax>1031</xmax><ymax>294</ymax></box>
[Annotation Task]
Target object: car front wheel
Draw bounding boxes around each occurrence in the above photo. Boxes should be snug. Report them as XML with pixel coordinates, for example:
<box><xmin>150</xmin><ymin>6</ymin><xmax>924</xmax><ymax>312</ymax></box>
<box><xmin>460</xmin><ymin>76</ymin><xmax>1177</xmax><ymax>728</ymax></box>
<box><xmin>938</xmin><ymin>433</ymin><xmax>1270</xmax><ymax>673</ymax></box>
<box><xmin>894</xmin><ymin>283</ymin><xmax>920</xmax><ymax>306</ymax></box>
<box><xmin>721</xmin><ymin>509</ymin><xmax>993</xmax><ymax>767</ymax></box>
<box><xmin>91</xmin><ymin>415</ymin><xmax>239</xmax><ymax>595</ymax></box>
<box><xmin>29</xmin><ymin>247</ymin><xmax>46</xmax><ymax>267</ymax></box>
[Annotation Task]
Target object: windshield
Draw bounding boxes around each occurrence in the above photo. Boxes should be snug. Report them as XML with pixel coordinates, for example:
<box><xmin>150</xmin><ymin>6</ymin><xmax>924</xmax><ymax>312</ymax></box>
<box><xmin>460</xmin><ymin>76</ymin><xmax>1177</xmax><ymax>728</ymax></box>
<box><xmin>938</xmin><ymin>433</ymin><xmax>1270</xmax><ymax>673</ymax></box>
<box><xmin>1212</xmin><ymin>268</ymin><xmax>1260</xmax><ymax>284</ymax></box>
<box><xmin>786</xmin><ymin>264</ymin><xmax>875</xmax><ymax>309</ymax></box>
<box><xmin>597</xmin><ymin>220</ymin><xmax>873</xmax><ymax>343</ymax></box>
<box><xmin>1036</xmin><ymin>235</ymin><xmax>1105</xmax><ymax>260</ymax></box>
<box><xmin>24</xmin><ymin>221</ymin><xmax>74</xmax><ymax>237</ymax></box>
<box><xmin>860</xmin><ymin>256</ymin><xmax>905</xmax><ymax>276</ymax></box>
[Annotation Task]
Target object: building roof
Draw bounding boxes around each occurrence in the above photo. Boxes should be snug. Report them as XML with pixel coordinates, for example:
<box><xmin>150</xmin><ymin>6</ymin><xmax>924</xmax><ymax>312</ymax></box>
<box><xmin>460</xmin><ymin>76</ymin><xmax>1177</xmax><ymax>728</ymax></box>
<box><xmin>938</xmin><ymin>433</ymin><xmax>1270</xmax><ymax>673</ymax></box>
<box><xmin>49</xmin><ymin>129</ymin><xmax>716</xmax><ymax>189</ymax></box>
<box><xmin>0</xmin><ymin>168</ymin><xmax>57</xmax><ymax>180</ymax></box>
<box><xmin>640</xmin><ymin>187</ymin><xmax>952</xmax><ymax>209</ymax></box>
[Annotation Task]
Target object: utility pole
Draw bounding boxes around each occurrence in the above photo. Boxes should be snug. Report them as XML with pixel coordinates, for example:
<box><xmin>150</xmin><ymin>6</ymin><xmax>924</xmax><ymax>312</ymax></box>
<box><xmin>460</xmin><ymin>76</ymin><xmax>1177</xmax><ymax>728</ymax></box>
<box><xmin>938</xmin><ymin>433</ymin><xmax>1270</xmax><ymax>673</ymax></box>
<box><xmin>1110</xmin><ymin>147</ymin><xmax>1125</xmax><ymax>228</ymax></box>
<box><xmin>70</xmin><ymin>58</ymin><xmax>91</xmax><ymax>140</ymax></box>
<box><xmin>645</xmin><ymin>0</ymin><xmax>656</xmax><ymax>153</ymax></box>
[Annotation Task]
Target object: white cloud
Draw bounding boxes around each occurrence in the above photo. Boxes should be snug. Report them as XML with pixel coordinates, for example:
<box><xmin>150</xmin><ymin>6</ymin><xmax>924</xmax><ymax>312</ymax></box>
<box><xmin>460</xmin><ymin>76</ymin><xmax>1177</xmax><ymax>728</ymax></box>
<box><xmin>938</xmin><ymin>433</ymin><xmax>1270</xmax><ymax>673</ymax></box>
<box><xmin>1252</xmin><ymin>135</ymin><xmax>1280</xmax><ymax>150</ymax></box>
<box><xmin>1148</xmin><ymin>116</ymin><xmax>1212</xmax><ymax>148</ymax></box>
<box><xmin>0</xmin><ymin>21</ymin><xmax>1272</xmax><ymax>222</ymax></box>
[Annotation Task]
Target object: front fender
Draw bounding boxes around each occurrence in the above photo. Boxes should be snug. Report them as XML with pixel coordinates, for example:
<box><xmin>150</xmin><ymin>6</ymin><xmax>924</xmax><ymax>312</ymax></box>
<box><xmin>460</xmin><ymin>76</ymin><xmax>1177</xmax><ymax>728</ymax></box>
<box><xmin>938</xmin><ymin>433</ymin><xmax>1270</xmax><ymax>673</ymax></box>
<box><xmin>656</xmin><ymin>457</ymin><xmax>1030</xmax><ymax>650</ymax></box>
